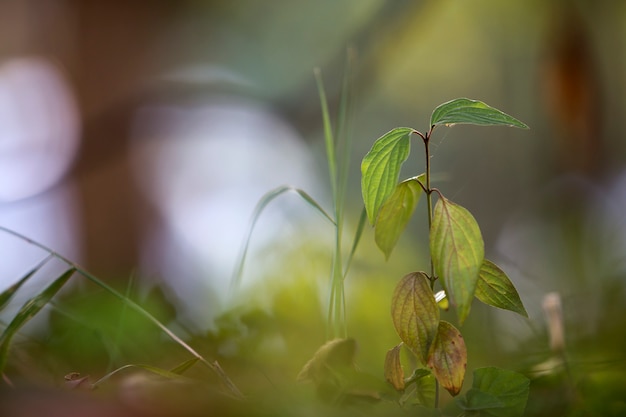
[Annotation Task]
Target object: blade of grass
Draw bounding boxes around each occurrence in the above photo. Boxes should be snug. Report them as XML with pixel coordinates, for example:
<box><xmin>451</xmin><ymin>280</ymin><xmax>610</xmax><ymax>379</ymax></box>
<box><xmin>0</xmin><ymin>226</ymin><xmax>243</xmax><ymax>399</ymax></box>
<box><xmin>170</xmin><ymin>357</ymin><xmax>200</xmax><ymax>375</ymax></box>
<box><xmin>316</xmin><ymin>68</ymin><xmax>345</xmax><ymax>338</ymax></box>
<box><xmin>314</xmin><ymin>67</ymin><xmax>337</xmax><ymax>204</ymax></box>
<box><xmin>0</xmin><ymin>255</ymin><xmax>53</xmax><ymax>311</ymax></box>
<box><xmin>0</xmin><ymin>268</ymin><xmax>76</xmax><ymax>373</ymax></box>
<box><xmin>335</xmin><ymin>47</ymin><xmax>357</xmax><ymax>222</ymax></box>
<box><xmin>230</xmin><ymin>186</ymin><xmax>335</xmax><ymax>292</ymax></box>
<box><xmin>343</xmin><ymin>207</ymin><xmax>367</xmax><ymax>278</ymax></box>
<box><xmin>92</xmin><ymin>363</ymin><xmax>196</xmax><ymax>389</ymax></box>
<box><xmin>316</xmin><ymin>52</ymin><xmax>358</xmax><ymax>339</ymax></box>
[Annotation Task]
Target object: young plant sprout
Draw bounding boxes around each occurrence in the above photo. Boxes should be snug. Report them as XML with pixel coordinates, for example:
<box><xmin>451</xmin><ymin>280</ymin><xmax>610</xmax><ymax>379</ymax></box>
<box><xmin>362</xmin><ymin>98</ymin><xmax>531</xmax><ymax>413</ymax></box>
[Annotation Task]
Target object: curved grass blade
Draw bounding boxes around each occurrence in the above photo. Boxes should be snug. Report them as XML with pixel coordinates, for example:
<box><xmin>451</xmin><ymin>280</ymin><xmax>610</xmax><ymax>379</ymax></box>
<box><xmin>230</xmin><ymin>186</ymin><xmax>335</xmax><ymax>291</ymax></box>
<box><xmin>0</xmin><ymin>268</ymin><xmax>75</xmax><ymax>373</ymax></box>
<box><xmin>343</xmin><ymin>207</ymin><xmax>367</xmax><ymax>277</ymax></box>
<box><xmin>170</xmin><ymin>357</ymin><xmax>200</xmax><ymax>375</ymax></box>
<box><xmin>430</xmin><ymin>98</ymin><xmax>528</xmax><ymax>129</ymax></box>
<box><xmin>0</xmin><ymin>255</ymin><xmax>52</xmax><ymax>311</ymax></box>
<box><xmin>92</xmin><ymin>363</ymin><xmax>196</xmax><ymax>389</ymax></box>
<box><xmin>361</xmin><ymin>127</ymin><xmax>413</xmax><ymax>225</ymax></box>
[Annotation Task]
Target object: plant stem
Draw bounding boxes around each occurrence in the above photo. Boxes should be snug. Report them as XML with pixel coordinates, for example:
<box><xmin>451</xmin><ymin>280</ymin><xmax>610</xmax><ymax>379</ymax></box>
<box><xmin>423</xmin><ymin>130</ymin><xmax>436</xmax><ymax>290</ymax></box>
<box><xmin>422</xmin><ymin>129</ymin><xmax>440</xmax><ymax>409</ymax></box>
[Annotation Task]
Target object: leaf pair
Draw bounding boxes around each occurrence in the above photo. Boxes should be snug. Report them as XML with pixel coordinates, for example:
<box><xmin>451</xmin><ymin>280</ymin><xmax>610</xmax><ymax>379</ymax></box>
<box><xmin>390</xmin><ymin>272</ymin><xmax>466</xmax><ymax>396</ymax></box>
<box><xmin>430</xmin><ymin>197</ymin><xmax>528</xmax><ymax>323</ymax></box>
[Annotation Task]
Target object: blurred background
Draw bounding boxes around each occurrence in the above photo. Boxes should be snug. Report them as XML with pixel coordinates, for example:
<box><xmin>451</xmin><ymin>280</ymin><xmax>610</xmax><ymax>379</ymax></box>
<box><xmin>1</xmin><ymin>0</ymin><xmax>626</xmax><ymax>411</ymax></box>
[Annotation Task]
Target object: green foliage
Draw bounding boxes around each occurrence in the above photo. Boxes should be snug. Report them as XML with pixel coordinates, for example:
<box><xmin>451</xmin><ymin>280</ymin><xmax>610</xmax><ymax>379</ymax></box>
<box><xmin>0</xmin><ymin>226</ymin><xmax>243</xmax><ymax>399</ymax></box>
<box><xmin>361</xmin><ymin>98</ymin><xmax>529</xmax><ymax>410</ymax></box>
<box><xmin>456</xmin><ymin>367</ymin><xmax>530</xmax><ymax>417</ymax></box>
<box><xmin>400</xmin><ymin>369</ymin><xmax>437</xmax><ymax>408</ymax></box>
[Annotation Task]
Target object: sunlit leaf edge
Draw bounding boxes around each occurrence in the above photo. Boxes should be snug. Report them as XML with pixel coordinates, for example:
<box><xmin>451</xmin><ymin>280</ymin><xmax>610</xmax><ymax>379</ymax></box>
<box><xmin>430</xmin><ymin>98</ymin><xmax>528</xmax><ymax>129</ymax></box>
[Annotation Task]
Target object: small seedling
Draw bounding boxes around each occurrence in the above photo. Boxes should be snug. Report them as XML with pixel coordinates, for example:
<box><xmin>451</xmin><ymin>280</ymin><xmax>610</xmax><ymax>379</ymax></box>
<box><xmin>361</xmin><ymin>98</ymin><xmax>531</xmax><ymax>413</ymax></box>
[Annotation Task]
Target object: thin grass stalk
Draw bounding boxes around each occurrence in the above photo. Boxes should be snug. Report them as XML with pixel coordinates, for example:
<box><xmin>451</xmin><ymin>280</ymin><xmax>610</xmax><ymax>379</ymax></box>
<box><xmin>315</xmin><ymin>68</ymin><xmax>349</xmax><ymax>339</ymax></box>
<box><xmin>335</xmin><ymin>47</ymin><xmax>357</xmax><ymax>222</ymax></box>
<box><xmin>333</xmin><ymin>51</ymin><xmax>357</xmax><ymax>338</ymax></box>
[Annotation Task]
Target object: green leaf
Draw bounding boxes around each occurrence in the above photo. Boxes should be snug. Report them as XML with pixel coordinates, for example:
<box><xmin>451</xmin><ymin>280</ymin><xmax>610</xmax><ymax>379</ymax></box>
<box><xmin>458</xmin><ymin>367</ymin><xmax>530</xmax><ymax>417</ymax></box>
<box><xmin>375</xmin><ymin>174</ymin><xmax>425</xmax><ymax>259</ymax></box>
<box><xmin>457</xmin><ymin>389</ymin><xmax>505</xmax><ymax>410</ymax></box>
<box><xmin>430</xmin><ymin>197</ymin><xmax>484</xmax><ymax>324</ymax></box>
<box><xmin>430</xmin><ymin>98</ymin><xmax>528</xmax><ymax>129</ymax></box>
<box><xmin>401</xmin><ymin>372</ymin><xmax>437</xmax><ymax>408</ymax></box>
<box><xmin>391</xmin><ymin>272</ymin><xmax>439</xmax><ymax>365</ymax></box>
<box><xmin>476</xmin><ymin>260</ymin><xmax>528</xmax><ymax>317</ymax></box>
<box><xmin>427</xmin><ymin>320</ymin><xmax>467</xmax><ymax>397</ymax></box>
<box><xmin>384</xmin><ymin>343</ymin><xmax>405</xmax><ymax>391</ymax></box>
<box><xmin>0</xmin><ymin>268</ymin><xmax>75</xmax><ymax>373</ymax></box>
<box><xmin>361</xmin><ymin>127</ymin><xmax>413</xmax><ymax>225</ymax></box>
